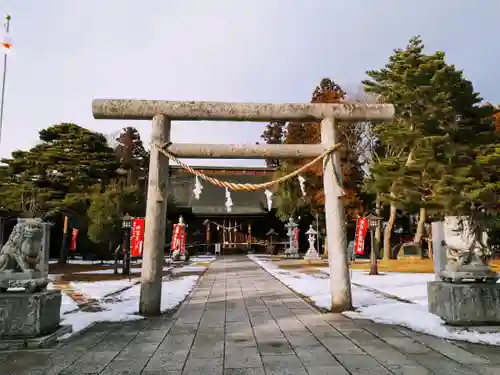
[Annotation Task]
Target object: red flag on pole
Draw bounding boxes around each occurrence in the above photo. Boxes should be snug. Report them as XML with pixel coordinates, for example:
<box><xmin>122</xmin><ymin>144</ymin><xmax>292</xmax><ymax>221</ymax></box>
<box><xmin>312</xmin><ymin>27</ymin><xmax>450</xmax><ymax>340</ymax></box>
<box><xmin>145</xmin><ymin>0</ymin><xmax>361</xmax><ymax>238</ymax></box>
<box><xmin>354</xmin><ymin>217</ymin><xmax>369</xmax><ymax>255</ymax></box>
<box><xmin>130</xmin><ymin>218</ymin><xmax>145</xmax><ymax>257</ymax></box>
<box><xmin>70</xmin><ymin>228</ymin><xmax>79</xmax><ymax>252</ymax></box>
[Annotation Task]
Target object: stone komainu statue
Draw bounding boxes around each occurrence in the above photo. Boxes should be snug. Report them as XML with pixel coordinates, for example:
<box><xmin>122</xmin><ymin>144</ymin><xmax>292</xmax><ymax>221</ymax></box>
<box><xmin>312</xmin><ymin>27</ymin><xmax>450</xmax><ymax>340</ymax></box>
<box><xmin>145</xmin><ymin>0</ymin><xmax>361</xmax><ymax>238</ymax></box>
<box><xmin>0</xmin><ymin>218</ymin><xmax>48</xmax><ymax>292</ymax></box>
<box><xmin>440</xmin><ymin>216</ymin><xmax>498</xmax><ymax>284</ymax></box>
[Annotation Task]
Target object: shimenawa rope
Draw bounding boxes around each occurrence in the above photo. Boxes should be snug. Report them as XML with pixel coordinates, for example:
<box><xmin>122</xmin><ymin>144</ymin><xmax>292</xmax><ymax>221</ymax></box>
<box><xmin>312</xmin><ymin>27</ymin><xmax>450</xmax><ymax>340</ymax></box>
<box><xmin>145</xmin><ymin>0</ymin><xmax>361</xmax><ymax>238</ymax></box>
<box><xmin>156</xmin><ymin>142</ymin><xmax>342</xmax><ymax>192</ymax></box>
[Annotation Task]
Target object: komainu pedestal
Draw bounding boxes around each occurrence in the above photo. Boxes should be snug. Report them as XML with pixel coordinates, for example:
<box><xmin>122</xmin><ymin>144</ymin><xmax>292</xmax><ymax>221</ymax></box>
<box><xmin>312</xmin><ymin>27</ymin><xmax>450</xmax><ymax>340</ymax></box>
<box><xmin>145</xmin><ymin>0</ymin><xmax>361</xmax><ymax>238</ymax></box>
<box><xmin>428</xmin><ymin>216</ymin><xmax>500</xmax><ymax>326</ymax></box>
<box><xmin>0</xmin><ymin>291</ymin><xmax>61</xmax><ymax>337</ymax></box>
<box><xmin>428</xmin><ymin>281</ymin><xmax>500</xmax><ymax>326</ymax></box>
<box><xmin>0</xmin><ymin>218</ymin><xmax>71</xmax><ymax>349</ymax></box>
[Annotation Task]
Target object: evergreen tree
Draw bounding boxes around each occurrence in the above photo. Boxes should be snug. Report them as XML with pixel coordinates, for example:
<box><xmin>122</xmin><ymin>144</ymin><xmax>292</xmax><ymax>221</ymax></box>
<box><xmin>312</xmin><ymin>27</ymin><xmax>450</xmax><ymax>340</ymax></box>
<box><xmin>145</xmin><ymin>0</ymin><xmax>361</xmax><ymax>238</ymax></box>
<box><xmin>260</xmin><ymin>122</ymin><xmax>286</xmax><ymax>167</ymax></box>
<box><xmin>364</xmin><ymin>36</ymin><xmax>500</xmax><ymax>255</ymax></box>
<box><xmin>87</xmin><ymin>181</ymin><xmax>145</xmax><ymax>260</ymax></box>
<box><xmin>0</xmin><ymin>123</ymin><xmax>119</xmax><ymax>217</ymax></box>
<box><xmin>272</xmin><ymin>162</ymin><xmax>309</xmax><ymax>221</ymax></box>
<box><xmin>363</xmin><ymin>37</ymin><xmax>452</xmax><ymax>255</ymax></box>
<box><xmin>114</xmin><ymin>127</ymin><xmax>150</xmax><ymax>186</ymax></box>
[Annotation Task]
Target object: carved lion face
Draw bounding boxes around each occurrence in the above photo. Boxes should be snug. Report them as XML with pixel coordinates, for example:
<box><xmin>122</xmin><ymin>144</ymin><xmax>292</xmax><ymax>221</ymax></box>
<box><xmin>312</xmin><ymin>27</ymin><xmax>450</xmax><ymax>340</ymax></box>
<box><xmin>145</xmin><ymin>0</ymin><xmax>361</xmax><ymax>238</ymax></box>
<box><xmin>19</xmin><ymin>222</ymin><xmax>44</xmax><ymax>258</ymax></box>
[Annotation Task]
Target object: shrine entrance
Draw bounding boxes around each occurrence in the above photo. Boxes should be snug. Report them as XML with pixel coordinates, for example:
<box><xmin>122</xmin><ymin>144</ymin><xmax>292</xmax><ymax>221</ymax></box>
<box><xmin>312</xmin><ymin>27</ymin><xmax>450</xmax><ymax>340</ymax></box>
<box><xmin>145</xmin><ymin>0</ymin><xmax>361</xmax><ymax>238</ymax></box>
<box><xmin>168</xmin><ymin>165</ymin><xmax>281</xmax><ymax>255</ymax></box>
<box><xmin>92</xmin><ymin>99</ymin><xmax>394</xmax><ymax>316</ymax></box>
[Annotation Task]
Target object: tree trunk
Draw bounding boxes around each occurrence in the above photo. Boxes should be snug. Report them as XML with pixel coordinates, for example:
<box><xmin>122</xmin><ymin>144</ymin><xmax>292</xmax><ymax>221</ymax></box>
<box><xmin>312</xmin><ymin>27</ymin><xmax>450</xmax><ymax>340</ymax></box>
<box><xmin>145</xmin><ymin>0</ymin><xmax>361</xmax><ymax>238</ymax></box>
<box><xmin>58</xmin><ymin>216</ymin><xmax>69</xmax><ymax>265</ymax></box>
<box><xmin>113</xmin><ymin>243</ymin><xmax>120</xmax><ymax>276</ymax></box>
<box><xmin>384</xmin><ymin>195</ymin><xmax>397</xmax><ymax>260</ymax></box>
<box><xmin>413</xmin><ymin>207</ymin><xmax>427</xmax><ymax>244</ymax></box>
<box><xmin>382</xmin><ymin>147</ymin><xmax>415</xmax><ymax>260</ymax></box>
<box><xmin>413</xmin><ymin>207</ymin><xmax>426</xmax><ymax>257</ymax></box>
<box><xmin>375</xmin><ymin>196</ymin><xmax>382</xmax><ymax>258</ymax></box>
<box><xmin>369</xmin><ymin>229</ymin><xmax>379</xmax><ymax>275</ymax></box>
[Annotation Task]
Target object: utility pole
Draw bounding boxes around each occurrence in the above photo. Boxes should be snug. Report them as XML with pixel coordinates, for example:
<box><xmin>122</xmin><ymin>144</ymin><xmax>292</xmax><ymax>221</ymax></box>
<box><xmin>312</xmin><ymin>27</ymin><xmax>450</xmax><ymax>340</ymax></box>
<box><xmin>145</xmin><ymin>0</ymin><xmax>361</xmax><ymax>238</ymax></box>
<box><xmin>0</xmin><ymin>14</ymin><xmax>11</xmax><ymax>145</ymax></box>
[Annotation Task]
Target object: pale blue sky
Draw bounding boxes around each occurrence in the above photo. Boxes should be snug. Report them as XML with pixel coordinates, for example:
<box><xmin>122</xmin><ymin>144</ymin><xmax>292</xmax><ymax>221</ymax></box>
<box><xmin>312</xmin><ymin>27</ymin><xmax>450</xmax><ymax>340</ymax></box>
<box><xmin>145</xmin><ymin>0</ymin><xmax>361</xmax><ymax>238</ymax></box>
<box><xmin>0</xmin><ymin>0</ymin><xmax>498</xmax><ymax>167</ymax></box>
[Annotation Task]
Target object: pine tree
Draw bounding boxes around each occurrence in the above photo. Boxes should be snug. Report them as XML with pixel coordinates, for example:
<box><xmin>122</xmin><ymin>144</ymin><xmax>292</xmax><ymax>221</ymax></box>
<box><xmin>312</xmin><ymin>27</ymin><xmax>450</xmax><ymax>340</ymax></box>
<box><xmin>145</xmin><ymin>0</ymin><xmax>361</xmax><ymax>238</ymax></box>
<box><xmin>260</xmin><ymin>122</ymin><xmax>286</xmax><ymax>167</ymax></box>
<box><xmin>364</xmin><ymin>36</ymin><xmax>500</xmax><ymax>255</ymax></box>
<box><xmin>87</xmin><ymin>181</ymin><xmax>145</xmax><ymax>259</ymax></box>
<box><xmin>114</xmin><ymin>127</ymin><xmax>150</xmax><ymax>186</ymax></box>
<box><xmin>272</xmin><ymin>162</ymin><xmax>309</xmax><ymax>221</ymax></box>
<box><xmin>0</xmin><ymin>123</ymin><xmax>119</xmax><ymax>217</ymax></box>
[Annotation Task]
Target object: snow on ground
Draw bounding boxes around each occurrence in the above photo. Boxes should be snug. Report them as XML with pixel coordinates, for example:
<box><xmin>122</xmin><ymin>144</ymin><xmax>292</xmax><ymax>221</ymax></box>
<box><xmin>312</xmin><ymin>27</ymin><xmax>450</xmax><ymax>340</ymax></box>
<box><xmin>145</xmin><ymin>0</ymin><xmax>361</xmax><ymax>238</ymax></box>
<box><xmin>49</xmin><ymin>259</ymin><xmax>115</xmax><ymax>265</ymax></box>
<box><xmin>47</xmin><ymin>283</ymin><xmax>80</xmax><ymax>314</ymax></box>
<box><xmin>69</xmin><ymin>279</ymin><xmax>139</xmax><ymax>300</ymax></box>
<box><xmin>74</xmin><ymin>265</ymin><xmax>172</xmax><ymax>275</ymax></box>
<box><xmin>190</xmin><ymin>256</ymin><xmax>217</xmax><ymax>262</ymax></box>
<box><xmin>56</xmin><ymin>257</ymin><xmax>214</xmax><ymax>338</ymax></box>
<box><xmin>61</xmin><ymin>275</ymin><xmax>199</xmax><ymax>335</ymax></box>
<box><xmin>249</xmin><ymin>255</ymin><xmax>500</xmax><ymax>346</ymax></box>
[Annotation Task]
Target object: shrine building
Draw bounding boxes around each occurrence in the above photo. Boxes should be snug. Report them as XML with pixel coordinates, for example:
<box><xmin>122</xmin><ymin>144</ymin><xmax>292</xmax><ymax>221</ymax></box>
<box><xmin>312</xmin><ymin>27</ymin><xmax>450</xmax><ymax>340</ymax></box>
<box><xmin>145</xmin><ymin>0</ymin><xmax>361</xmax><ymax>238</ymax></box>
<box><xmin>167</xmin><ymin>165</ymin><xmax>286</xmax><ymax>253</ymax></box>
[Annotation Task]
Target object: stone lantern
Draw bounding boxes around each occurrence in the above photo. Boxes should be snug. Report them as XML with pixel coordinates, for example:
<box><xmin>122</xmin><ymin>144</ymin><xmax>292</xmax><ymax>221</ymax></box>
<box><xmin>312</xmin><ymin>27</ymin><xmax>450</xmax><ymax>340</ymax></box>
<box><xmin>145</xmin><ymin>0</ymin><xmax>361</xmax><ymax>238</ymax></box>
<box><xmin>285</xmin><ymin>217</ymin><xmax>300</xmax><ymax>259</ymax></box>
<box><xmin>304</xmin><ymin>225</ymin><xmax>320</xmax><ymax>260</ymax></box>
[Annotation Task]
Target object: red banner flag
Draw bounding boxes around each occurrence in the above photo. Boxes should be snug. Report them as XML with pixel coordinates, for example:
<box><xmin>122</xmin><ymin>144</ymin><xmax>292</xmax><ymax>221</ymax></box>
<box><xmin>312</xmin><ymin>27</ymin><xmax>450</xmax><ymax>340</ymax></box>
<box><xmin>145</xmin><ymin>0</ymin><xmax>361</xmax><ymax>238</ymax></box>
<box><xmin>181</xmin><ymin>232</ymin><xmax>187</xmax><ymax>254</ymax></box>
<box><xmin>354</xmin><ymin>217</ymin><xmax>369</xmax><ymax>255</ymax></box>
<box><xmin>293</xmin><ymin>228</ymin><xmax>300</xmax><ymax>248</ymax></box>
<box><xmin>70</xmin><ymin>228</ymin><xmax>79</xmax><ymax>252</ymax></box>
<box><xmin>131</xmin><ymin>218</ymin><xmax>145</xmax><ymax>257</ymax></box>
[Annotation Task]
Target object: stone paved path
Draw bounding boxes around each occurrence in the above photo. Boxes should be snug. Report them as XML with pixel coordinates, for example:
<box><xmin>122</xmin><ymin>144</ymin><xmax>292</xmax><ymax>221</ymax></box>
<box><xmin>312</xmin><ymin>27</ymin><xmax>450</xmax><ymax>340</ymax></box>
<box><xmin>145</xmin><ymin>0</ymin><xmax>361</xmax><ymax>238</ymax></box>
<box><xmin>1</xmin><ymin>256</ymin><xmax>500</xmax><ymax>374</ymax></box>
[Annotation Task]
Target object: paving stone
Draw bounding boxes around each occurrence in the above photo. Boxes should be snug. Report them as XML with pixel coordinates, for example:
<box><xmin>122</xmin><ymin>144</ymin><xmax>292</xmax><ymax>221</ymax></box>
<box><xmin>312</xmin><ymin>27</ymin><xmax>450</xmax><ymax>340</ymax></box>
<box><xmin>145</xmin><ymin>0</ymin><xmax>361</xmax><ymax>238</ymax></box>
<box><xmin>0</xmin><ymin>351</ymin><xmax>53</xmax><ymax>375</ymax></box>
<box><xmin>257</xmin><ymin>339</ymin><xmax>294</xmax><ymax>356</ymax></box>
<box><xmin>334</xmin><ymin>354</ymin><xmax>394</xmax><ymax>375</ymax></box>
<box><xmin>452</xmin><ymin>342</ymin><xmax>500</xmax><ymax>364</ymax></box>
<box><xmin>144</xmin><ymin>334</ymin><xmax>195</xmax><ymax>371</ymax></box>
<box><xmin>405</xmin><ymin>333</ymin><xmax>490</xmax><ymax>365</ymax></box>
<box><xmin>469</xmin><ymin>365</ymin><xmax>500</xmax><ymax>375</ymax></box>
<box><xmin>351</xmin><ymin>340</ymin><xmax>418</xmax><ymax>367</ymax></box>
<box><xmin>294</xmin><ymin>345</ymin><xmax>340</xmax><ymax>366</ymax></box>
<box><xmin>357</xmin><ymin>321</ymin><xmax>407</xmax><ymax>338</ymax></box>
<box><xmin>274</xmin><ymin>317</ymin><xmax>306</xmax><ymax>332</ymax></box>
<box><xmin>304</xmin><ymin>366</ymin><xmax>350</xmax><ymax>375</ymax></box>
<box><xmin>383</xmin><ymin>337</ymin><xmax>433</xmax><ymax>355</ymax></box>
<box><xmin>169</xmin><ymin>322</ymin><xmax>200</xmax><ymax>335</ymax></box>
<box><xmin>384</xmin><ymin>364</ymin><xmax>434</xmax><ymax>375</ymax></box>
<box><xmin>283</xmin><ymin>330</ymin><xmax>321</xmax><ymax>347</ymax></box>
<box><xmin>408</xmin><ymin>353</ymin><xmax>481</xmax><ymax>375</ymax></box>
<box><xmin>183</xmin><ymin>357</ymin><xmax>223</xmax><ymax>375</ymax></box>
<box><xmin>100</xmin><ymin>357</ymin><xmax>150</xmax><ymax>375</ymax></box>
<box><xmin>190</xmin><ymin>332</ymin><xmax>225</xmax><ymax>358</ymax></box>
<box><xmin>320</xmin><ymin>337</ymin><xmax>365</xmax><ymax>354</ymax></box>
<box><xmin>225</xmin><ymin>346</ymin><xmax>262</xmax><ymax>368</ymax></box>
<box><xmin>62</xmin><ymin>351</ymin><xmax>119</xmax><ymax>374</ymax></box>
<box><xmin>223</xmin><ymin>368</ymin><xmax>265</xmax><ymax>375</ymax></box>
<box><xmin>261</xmin><ymin>355</ymin><xmax>308</xmax><ymax>375</ymax></box>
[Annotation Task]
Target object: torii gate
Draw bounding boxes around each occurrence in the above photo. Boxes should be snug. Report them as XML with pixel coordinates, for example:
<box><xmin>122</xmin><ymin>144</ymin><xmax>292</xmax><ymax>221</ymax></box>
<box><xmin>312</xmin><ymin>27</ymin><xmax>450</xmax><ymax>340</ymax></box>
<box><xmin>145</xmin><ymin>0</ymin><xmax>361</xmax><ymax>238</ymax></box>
<box><xmin>92</xmin><ymin>99</ymin><xmax>394</xmax><ymax>316</ymax></box>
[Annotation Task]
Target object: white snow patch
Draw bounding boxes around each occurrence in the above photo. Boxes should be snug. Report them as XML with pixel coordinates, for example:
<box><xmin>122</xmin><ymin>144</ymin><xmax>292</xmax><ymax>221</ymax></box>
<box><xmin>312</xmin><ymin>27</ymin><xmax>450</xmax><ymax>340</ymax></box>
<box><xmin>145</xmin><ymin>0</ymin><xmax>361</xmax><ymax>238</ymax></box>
<box><xmin>69</xmin><ymin>279</ymin><xmax>139</xmax><ymax>300</ymax></box>
<box><xmin>61</xmin><ymin>275</ymin><xmax>199</xmax><ymax>337</ymax></box>
<box><xmin>56</xmin><ymin>256</ymin><xmax>215</xmax><ymax>338</ymax></box>
<box><xmin>248</xmin><ymin>255</ymin><xmax>500</xmax><ymax>346</ymax></box>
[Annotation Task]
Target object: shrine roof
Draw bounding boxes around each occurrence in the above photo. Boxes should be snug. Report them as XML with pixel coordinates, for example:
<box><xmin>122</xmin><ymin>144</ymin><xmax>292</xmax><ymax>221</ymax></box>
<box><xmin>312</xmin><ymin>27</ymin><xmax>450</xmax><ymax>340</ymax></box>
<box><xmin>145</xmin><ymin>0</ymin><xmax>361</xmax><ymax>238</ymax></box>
<box><xmin>168</xmin><ymin>165</ymin><xmax>276</xmax><ymax>215</ymax></box>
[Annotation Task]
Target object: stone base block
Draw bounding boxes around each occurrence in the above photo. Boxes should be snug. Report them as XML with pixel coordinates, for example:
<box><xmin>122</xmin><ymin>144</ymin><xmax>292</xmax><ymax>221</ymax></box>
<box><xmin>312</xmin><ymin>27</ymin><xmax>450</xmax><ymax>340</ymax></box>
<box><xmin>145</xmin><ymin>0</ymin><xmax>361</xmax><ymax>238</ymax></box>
<box><xmin>304</xmin><ymin>249</ymin><xmax>321</xmax><ymax>260</ymax></box>
<box><xmin>428</xmin><ymin>281</ymin><xmax>500</xmax><ymax>326</ymax></box>
<box><xmin>0</xmin><ymin>290</ymin><xmax>62</xmax><ymax>338</ymax></box>
<box><xmin>0</xmin><ymin>325</ymin><xmax>72</xmax><ymax>350</ymax></box>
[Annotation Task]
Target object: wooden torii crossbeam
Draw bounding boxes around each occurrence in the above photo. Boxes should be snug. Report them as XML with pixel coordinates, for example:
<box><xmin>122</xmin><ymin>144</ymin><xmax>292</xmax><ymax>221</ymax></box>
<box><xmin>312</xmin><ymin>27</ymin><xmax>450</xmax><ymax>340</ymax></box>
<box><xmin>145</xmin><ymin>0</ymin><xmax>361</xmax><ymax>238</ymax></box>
<box><xmin>92</xmin><ymin>99</ymin><xmax>395</xmax><ymax>316</ymax></box>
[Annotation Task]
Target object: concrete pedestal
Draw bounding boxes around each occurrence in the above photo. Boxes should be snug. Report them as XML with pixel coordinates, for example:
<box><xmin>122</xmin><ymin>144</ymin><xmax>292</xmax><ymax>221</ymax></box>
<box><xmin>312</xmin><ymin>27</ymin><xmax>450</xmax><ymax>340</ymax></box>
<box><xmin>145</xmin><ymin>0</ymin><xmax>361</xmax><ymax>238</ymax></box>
<box><xmin>304</xmin><ymin>249</ymin><xmax>321</xmax><ymax>260</ymax></box>
<box><xmin>285</xmin><ymin>247</ymin><xmax>300</xmax><ymax>259</ymax></box>
<box><xmin>0</xmin><ymin>290</ymin><xmax>71</xmax><ymax>349</ymax></box>
<box><xmin>428</xmin><ymin>281</ymin><xmax>500</xmax><ymax>326</ymax></box>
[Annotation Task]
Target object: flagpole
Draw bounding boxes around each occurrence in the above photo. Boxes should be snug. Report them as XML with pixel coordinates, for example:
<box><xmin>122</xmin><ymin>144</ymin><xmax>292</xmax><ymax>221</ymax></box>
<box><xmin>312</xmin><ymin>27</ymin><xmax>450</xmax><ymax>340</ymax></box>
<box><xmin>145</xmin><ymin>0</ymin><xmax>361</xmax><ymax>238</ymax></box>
<box><xmin>0</xmin><ymin>14</ymin><xmax>11</xmax><ymax>146</ymax></box>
